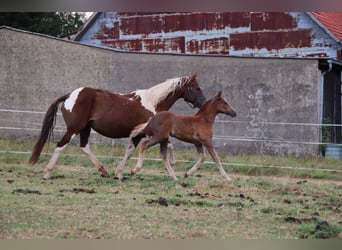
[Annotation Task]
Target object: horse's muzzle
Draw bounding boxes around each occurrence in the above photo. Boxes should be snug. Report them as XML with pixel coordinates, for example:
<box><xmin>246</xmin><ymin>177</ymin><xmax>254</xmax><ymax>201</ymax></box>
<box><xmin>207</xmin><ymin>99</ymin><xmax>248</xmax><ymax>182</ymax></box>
<box><xmin>194</xmin><ymin>97</ymin><xmax>206</xmax><ymax>108</ymax></box>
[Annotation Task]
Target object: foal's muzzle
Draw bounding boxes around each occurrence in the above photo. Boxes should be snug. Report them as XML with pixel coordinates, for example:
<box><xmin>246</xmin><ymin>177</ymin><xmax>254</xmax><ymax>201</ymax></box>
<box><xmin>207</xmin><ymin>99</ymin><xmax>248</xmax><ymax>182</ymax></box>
<box><xmin>227</xmin><ymin>110</ymin><xmax>237</xmax><ymax>117</ymax></box>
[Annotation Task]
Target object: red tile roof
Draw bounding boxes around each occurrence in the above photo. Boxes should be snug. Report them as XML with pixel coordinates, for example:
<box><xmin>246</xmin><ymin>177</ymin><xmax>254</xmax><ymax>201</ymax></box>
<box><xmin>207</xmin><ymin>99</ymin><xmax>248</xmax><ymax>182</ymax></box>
<box><xmin>311</xmin><ymin>12</ymin><xmax>342</xmax><ymax>42</ymax></box>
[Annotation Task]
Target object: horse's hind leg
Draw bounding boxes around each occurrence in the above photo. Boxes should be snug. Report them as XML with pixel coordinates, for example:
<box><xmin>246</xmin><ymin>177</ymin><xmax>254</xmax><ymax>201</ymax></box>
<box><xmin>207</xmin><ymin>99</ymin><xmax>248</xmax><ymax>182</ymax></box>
<box><xmin>131</xmin><ymin>135</ymin><xmax>157</xmax><ymax>176</ymax></box>
<box><xmin>160</xmin><ymin>140</ymin><xmax>177</xmax><ymax>180</ymax></box>
<box><xmin>43</xmin><ymin>131</ymin><xmax>75</xmax><ymax>180</ymax></box>
<box><xmin>116</xmin><ymin>135</ymin><xmax>143</xmax><ymax>180</ymax></box>
<box><xmin>167</xmin><ymin>141</ymin><xmax>176</xmax><ymax>168</ymax></box>
<box><xmin>185</xmin><ymin>144</ymin><xmax>205</xmax><ymax>178</ymax></box>
<box><xmin>131</xmin><ymin>140</ymin><xmax>148</xmax><ymax>176</ymax></box>
<box><xmin>80</xmin><ymin>125</ymin><xmax>109</xmax><ymax>178</ymax></box>
<box><xmin>205</xmin><ymin>142</ymin><xmax>232</xmax><ymax>182</ymax></box>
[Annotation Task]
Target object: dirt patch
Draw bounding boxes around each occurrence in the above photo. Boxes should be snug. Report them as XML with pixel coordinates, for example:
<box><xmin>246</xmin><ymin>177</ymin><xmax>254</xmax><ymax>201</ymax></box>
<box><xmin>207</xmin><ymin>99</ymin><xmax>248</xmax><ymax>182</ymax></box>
<box><xmin>59</xmin><ymin>188</ymin><xmax>96</xmax><ymax>194</ymax></box>
<box><xmin>12</xmin><ymin>189</ymin><xmax>42</xmax><ymax>195</ymax></box>
<box><xmin>146</xmin><ymin>197</ymin><xmax>169</xmax><ymax>206</ymax></box>
<box><xmin>284</xmin><ymin>216</ymin><xmax>318</xmax><ymax>224</ymax></box>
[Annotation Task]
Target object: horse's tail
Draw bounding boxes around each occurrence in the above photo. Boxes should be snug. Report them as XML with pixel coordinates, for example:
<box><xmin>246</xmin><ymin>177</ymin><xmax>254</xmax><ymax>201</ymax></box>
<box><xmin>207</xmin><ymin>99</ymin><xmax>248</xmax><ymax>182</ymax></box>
<box><xmin>129</xmin><ymin>118</ymin><xmax>152</xmax><ymax>138</ymax></box>
<box><xmin>29</xmin><ymin>94</ymin><xmax>68</xmax><ymax>165</ymax></box>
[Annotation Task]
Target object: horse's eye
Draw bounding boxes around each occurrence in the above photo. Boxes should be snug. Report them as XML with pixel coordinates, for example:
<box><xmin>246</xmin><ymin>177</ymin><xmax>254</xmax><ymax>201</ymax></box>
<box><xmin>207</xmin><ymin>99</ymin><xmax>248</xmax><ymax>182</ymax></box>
<box><xmin>188</xmin><ymin>87</ymin><xmax>193</xmax><ymax>90</ymax></box>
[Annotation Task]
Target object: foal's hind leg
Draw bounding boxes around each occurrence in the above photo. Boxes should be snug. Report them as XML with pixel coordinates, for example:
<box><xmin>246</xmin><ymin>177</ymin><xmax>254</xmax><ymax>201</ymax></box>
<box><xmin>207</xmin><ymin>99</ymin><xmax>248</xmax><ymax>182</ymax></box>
<box><xmin>131</xmin><ymin>137</ymin><xmax>177</xmax><ymax>180</ymax></box>
<box><xmin>205</xmin><ymin>142</ymin><xmax>232</xmax><ymax>182</ymax></box>
<box><xmin>80</xmin><ymin>125</ymin><xmax>109</xmax><ymax>178</ymax></box>
<box><xmin>43</xmin><ymin>131</ymin><xmax>75</xmax><ymax>179</ymax></box>
<box><xmin>184</xmin><ymin>144</ymin><xmax>205</xmax><ymax>178</ymax></box>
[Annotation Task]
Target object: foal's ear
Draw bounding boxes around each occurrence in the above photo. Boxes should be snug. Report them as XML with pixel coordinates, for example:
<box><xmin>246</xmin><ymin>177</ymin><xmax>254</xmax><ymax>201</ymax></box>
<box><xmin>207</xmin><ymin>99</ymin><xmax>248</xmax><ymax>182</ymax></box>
<box><xmin>215</xmin><ymin>91</ymin><xmax>223</xmax><ymax>100</ymax></box>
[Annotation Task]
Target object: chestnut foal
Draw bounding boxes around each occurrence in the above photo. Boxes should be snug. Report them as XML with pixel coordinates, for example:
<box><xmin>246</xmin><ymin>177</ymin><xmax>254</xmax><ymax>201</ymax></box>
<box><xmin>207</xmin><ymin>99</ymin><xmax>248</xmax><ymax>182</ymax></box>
<box><xmin>130</xmin><ymin>91</ymin><xmax>237</xmax><ymax>182</ymax></box>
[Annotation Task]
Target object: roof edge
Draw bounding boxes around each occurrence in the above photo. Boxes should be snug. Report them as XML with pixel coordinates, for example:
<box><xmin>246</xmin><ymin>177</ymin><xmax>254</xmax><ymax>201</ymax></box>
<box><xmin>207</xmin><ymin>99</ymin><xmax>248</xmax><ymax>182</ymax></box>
<box><xmin>73</xmin><ymin>12</ymin><xmax>102</xmax><ymax>41</ymax></box>
<box><xmin>307</xmin><ymin>12</ymin><xmax>341</xmax><ymax>44</ymax></box>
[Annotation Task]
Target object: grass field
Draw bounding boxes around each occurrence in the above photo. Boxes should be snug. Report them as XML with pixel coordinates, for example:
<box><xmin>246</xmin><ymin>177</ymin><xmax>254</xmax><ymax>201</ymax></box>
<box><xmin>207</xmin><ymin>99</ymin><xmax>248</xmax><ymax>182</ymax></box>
<box><xmin>0</xmin><ymin>139</ymin><xmax>341</xmax><ymax>239</ymax></box>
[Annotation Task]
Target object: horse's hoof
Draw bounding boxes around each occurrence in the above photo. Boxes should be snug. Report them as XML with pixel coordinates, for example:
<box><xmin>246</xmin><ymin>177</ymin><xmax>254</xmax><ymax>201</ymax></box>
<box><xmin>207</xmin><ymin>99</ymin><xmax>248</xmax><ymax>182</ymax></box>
<box><xmin>43</xmin><ymin>173</ymin><xmax>51</xmax><ymax>180</ymax></box>
<box><xmin>184</xmin><ymin>173</ymin><xmax>188</xmax><ymax>178</ymax></box>
<box><xmin>115</xmin><ymin>174</ymin><xmax>123</xmax><ymax>181</ymax></box>
<box><xmin>101</xmin><ymin>172</ymin><xmax>110</xmax><ymax>178</ymax></box>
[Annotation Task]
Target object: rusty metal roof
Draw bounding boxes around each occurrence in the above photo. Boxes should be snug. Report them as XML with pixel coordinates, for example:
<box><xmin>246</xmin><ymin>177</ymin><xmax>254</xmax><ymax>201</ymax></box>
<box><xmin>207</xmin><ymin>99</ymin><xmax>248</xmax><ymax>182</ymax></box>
<box><xmin>311</xmin><ymin>12</ymin><xmax>342</xmax><ymax>42</ymax></box>
<box><xmin>72</xmin><ymin>12</ymin><xmax>342</xmax><ymax>60</ymax></box>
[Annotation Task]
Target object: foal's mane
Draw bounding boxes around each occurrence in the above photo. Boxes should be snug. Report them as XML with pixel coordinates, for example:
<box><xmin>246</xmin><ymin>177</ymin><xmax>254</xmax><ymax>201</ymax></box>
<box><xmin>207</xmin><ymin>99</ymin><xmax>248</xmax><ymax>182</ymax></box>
<box><xmin>195</xmin><ymin>97</ymin><xmax>211</xmax><ymax>115</ymax></box>
<box><xmin>133</xmin><ymin>74</ymin><xmax>195</xmax><ymax>113</ymax></box>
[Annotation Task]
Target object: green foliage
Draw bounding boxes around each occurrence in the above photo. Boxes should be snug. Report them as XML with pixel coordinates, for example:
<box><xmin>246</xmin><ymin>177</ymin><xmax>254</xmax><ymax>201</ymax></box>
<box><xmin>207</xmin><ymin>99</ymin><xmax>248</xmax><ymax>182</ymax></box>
<box><xmin>0</xmin><ymin>12</ymin><xmax>85</xmax><ymax>37</ymax></box>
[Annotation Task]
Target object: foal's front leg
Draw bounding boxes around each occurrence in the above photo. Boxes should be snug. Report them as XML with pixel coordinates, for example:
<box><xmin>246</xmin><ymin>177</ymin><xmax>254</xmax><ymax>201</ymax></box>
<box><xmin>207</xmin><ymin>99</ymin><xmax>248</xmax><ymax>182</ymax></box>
<box><xmin>205</xmin><ymin>142</ymin><xmax>232</xmax><ymax>182</ymax></box>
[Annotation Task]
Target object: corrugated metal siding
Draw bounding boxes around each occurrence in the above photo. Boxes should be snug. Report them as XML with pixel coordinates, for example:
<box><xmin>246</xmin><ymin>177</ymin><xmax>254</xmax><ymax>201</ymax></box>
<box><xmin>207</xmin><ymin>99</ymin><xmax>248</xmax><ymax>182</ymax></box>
<box><xmin>77</xmin><ymin>12</ymin><xmax>342</xmax><ymax>60</ymax></box>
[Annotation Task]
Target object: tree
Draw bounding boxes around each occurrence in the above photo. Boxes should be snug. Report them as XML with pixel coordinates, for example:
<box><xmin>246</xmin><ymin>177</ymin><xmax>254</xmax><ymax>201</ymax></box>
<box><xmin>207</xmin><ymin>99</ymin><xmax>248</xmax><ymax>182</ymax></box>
<box><xmin>0</xmin><ymin>12</ymin><xmax>85</xmax><ymax>37</ymax></box>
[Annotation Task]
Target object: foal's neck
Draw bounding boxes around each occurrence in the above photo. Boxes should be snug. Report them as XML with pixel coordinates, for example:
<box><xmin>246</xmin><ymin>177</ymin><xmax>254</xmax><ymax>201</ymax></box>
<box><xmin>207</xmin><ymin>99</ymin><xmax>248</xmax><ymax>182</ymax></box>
<box><xmin>196</xmin><ymin>100</ymin><xmax>217</xmax><ymax>124</ymax></box>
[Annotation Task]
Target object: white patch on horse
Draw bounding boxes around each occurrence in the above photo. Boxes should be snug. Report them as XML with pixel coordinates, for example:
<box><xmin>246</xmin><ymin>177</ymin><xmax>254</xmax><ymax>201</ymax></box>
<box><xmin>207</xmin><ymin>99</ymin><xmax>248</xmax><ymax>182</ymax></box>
<box><xmin>132</xmin><ymin>76</ymin><xmax>189</xmax><ymax>114</ymax></box>
<box><xmin>64</xmin><ymin>87</ymin><xmax>84</xmax><ymax>112</ymax></box>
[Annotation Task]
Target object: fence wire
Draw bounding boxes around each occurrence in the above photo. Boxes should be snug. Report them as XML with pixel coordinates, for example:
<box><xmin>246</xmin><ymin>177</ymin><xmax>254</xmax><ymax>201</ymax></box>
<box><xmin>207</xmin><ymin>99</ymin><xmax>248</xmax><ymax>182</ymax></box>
<box><xmin>1</xmin><ymin>108</ymin><xmax>341</xmax><ymax>174</ymax></box>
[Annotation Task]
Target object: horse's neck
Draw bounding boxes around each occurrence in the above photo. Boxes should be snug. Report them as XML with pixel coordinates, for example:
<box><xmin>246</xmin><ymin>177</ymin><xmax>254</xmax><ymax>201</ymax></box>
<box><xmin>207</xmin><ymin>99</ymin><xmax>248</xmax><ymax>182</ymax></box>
<box><xmin>155</xmin><ymin>91</ymin><xmax>182</xmax><ymax>112</ymax></box>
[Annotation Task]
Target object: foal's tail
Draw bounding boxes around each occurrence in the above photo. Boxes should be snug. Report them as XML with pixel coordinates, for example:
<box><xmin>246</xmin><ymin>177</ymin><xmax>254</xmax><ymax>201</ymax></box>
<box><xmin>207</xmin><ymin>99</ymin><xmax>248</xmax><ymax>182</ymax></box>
<box><xmin>29</xmin><ymin>94</ymin><xmax>68</xmax><ymax>165</ymax></box>
<box><xmin>129</xmin><ymin>118</ymin><xmax>152</xmax><ymax>138</ymax></box>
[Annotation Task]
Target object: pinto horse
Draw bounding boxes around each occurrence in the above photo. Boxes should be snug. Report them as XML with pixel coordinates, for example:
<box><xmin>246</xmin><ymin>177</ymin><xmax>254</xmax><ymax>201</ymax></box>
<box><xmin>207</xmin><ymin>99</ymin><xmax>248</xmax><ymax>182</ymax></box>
<box><xmin>130</xmin><ymin>91</ymin><xmax>237</xmax><ymax>182</ymax></box>
<box><xmin>29</xmin><ymin>74</ymin><xmax>206</xmax><ymax>180</ymax></box>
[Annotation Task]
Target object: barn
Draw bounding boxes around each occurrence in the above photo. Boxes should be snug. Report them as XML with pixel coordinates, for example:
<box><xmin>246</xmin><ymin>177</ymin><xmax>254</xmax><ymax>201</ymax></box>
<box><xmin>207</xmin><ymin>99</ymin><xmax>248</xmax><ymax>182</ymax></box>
<box><xmin>1</xmin><ymin>12</ymin><xmax>342</xmax><ymax>157</ymax></box>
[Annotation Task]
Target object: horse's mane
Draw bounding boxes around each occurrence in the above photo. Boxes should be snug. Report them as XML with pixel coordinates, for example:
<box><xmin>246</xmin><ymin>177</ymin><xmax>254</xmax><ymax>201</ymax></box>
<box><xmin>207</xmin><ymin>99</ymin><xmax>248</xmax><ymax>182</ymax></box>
<box><xmin>132</xmin><ymin>74</ymin><xmax>194</xmax><ymax>113</ymax></box>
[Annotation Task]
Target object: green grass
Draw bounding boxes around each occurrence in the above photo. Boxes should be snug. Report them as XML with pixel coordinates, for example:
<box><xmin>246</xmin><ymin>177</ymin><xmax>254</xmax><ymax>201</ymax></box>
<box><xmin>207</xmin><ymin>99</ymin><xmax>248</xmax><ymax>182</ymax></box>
<box><xmin>1</xmin><ymin>139</ymin><xmax>341</xmax><ymax>181</ymax></box>
<box><xmin>0</xmin><ymin>139</ymin><xmax>342</xmax><ymax>239</ymax></box>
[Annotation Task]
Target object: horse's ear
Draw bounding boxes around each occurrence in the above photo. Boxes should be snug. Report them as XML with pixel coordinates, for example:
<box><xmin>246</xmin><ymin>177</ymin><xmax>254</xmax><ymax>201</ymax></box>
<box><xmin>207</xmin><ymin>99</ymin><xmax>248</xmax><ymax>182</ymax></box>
<box><xmin>190</xmin><ymin>72</ymin><xmax>197</xmax><ymax>81</ymax></box>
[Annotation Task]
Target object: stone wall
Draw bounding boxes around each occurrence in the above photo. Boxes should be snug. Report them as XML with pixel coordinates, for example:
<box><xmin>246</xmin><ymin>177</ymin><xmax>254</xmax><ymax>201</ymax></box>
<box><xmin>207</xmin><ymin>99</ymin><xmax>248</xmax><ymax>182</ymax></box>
<box><xmin>0</xmin><ymin>27</ymin><xmax>321</xmax><ymax>155</ymax></box>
